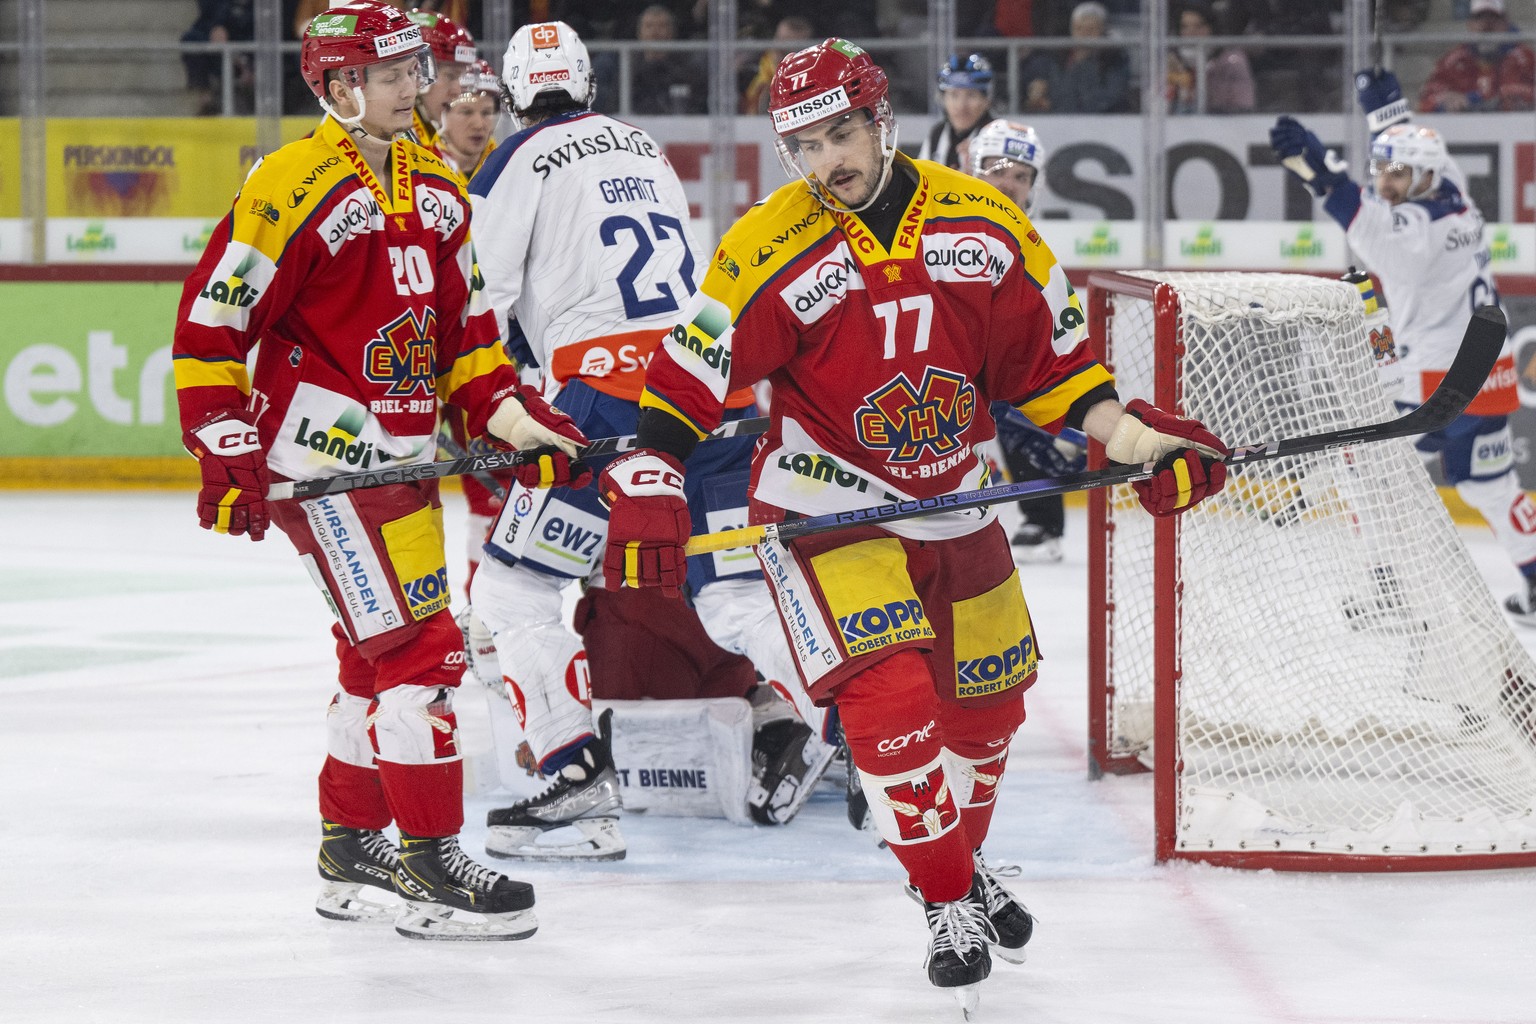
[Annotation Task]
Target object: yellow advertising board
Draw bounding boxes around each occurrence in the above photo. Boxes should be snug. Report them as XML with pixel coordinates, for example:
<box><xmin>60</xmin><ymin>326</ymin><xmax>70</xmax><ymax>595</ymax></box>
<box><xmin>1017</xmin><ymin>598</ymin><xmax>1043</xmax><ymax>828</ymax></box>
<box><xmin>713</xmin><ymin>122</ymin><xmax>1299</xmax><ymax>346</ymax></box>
<box><xmin>0</xmin><ymin>117</ymin><xmax>320</xmax><ymax>219</ymax></box>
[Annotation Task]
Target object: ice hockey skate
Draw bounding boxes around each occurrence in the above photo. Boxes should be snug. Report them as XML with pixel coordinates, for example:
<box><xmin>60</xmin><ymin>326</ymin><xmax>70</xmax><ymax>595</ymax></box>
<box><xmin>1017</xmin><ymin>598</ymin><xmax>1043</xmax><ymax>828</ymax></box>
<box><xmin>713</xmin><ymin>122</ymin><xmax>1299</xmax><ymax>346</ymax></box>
<box><xmin>485</xmin><ymin>708</ymin><xmax>626</xmax><ymax>861</ymax></box>
<box><xmin>836</xmin><ymin>725</ymin><xmax>875</xmax><ymax>833</ymax></box>
<box><xmin>1504</xmin><ymin>575</ymin><xmax>1536</xmax><ymax>628</ymax></box>
<box><xmin>392</xmin><ymin>831</ymin><xmax>538</xmax><ymax>941</ymax></box>
<box><xmin>1010</xmin><ymin>523</ymin><xmax>1063</xmax><ymax>564</ymax></box>
<box><xmin>906</xmin><ymin>880</ymin><xmax>997</xmax><ymax>1021</ymax></box>
<box><xmin>747</xmin><ymin>717</ymin><xmax>836</xmax><ymax>825</ymax></box>
<box><xmin>972</xmin><ymin>850</ymin><xmax>1033</xmax><ymax>964</ymax></box>
<box><xmin>315</xmin><ymin>819</ymin><xmax>402</xmax><ymax>923</ymax></box>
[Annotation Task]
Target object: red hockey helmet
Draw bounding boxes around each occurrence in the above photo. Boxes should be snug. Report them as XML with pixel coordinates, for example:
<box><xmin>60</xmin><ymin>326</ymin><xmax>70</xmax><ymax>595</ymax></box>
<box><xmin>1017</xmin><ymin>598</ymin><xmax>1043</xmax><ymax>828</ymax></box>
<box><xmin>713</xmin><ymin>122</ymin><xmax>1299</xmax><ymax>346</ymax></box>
<box><xmin>451</xmin><ymin>58</ymin><xmax>503</xmax><ymax>108</ymax></box>
<box><xmin>767</xmin><ymin>38</ymin><xmax>898</xmax><ymax>211</ymax></box>
<box><xmin>300</xmin><ymin>0</ymin><xmax>435</xmax><ymax>102</ymax></box>
<box><xmin>406</xmin><ymin>9</ymin><xmax>478</xmax><ymax>67</ymax></box>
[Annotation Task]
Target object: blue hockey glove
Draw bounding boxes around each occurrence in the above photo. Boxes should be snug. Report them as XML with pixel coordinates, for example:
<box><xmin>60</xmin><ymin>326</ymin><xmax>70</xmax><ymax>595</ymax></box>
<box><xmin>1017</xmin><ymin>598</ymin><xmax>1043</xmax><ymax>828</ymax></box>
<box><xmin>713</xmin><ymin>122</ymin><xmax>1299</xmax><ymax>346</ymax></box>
<box><xmin>1015</xmin><ymin>423</ymin><xmax>1087</xmax><ymax>477</ymax></box>
<box><xmin>1269</xmin><ymin>116</ymin><xmax>1349</xmax><ymax>197</ymax></box>
<box><xmin>1355</xmin><ymin>67</ymin><xmax>1410</xmax><ymax>132</ymax></box>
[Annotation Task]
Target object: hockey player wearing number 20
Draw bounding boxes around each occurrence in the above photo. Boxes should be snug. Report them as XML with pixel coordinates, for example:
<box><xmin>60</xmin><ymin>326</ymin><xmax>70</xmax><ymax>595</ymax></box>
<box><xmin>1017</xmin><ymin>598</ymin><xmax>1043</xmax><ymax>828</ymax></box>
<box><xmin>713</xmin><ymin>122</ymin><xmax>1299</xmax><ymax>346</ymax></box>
<box><xmin>609</xmin><ymin>37</ymin><xmax>1229</xmax><ymax>1017</ymax></box>
<box><xmin>1269</xmin><ymin>107</ymin><xmax>1536</xmax><ymax>623</ymax></box>
<box><xmin>464</xmin><ymin>21</ymin><xmax>837</xmax><ymax>863</ymax></box>
<box><xmin>173</xmin><ymin>0</ymin><xmax>592</xmax><ymax>942</ymax></box>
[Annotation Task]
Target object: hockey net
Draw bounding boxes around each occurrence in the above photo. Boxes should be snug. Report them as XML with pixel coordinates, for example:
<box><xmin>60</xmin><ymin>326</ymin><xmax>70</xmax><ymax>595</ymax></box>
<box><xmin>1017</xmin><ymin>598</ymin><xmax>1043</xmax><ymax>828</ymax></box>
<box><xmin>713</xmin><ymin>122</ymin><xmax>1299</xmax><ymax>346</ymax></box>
<box><xmin>1086</xmin><ymin>270</ymin><xmax>1536</xmax><ymax>870</ymax></box>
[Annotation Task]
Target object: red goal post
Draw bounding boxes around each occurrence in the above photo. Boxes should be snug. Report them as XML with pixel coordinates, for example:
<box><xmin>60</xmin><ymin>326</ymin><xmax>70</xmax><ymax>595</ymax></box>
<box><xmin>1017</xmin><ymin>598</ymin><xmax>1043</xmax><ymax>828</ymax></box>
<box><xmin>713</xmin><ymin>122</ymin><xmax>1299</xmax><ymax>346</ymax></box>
<box><xmin>1084</xmin><ymin>270</ymin><xmax>1536</xmax><ymax>871</ymax></box>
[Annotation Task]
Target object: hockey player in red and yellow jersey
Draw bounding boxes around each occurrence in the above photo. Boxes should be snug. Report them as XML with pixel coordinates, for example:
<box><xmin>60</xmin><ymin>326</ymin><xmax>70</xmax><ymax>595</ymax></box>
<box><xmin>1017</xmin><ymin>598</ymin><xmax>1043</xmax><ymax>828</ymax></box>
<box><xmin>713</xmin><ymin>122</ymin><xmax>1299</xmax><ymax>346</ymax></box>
<box><xmin>173</xmin><ymin>0</ymin><xmax>590</xmax><ymax>942</ymax></box>
<box><xmin>600</xmin><ymin>38</ymin><xmax>1228</xmax><ymax>1013</ymax></box>
<box><xmin>404</xmin><ymin>7</ymin><xmax>477</xmax><ymax>147</ymax></box>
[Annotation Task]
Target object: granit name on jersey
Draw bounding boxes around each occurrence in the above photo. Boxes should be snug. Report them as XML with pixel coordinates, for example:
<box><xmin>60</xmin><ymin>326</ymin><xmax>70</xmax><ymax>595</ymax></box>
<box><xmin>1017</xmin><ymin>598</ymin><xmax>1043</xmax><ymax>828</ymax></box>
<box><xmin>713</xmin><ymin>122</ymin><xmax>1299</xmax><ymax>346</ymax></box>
<box><xmin>532</xmin><ymin>125</ymin><xmax>659</xmax><ymax>178</ymax></box>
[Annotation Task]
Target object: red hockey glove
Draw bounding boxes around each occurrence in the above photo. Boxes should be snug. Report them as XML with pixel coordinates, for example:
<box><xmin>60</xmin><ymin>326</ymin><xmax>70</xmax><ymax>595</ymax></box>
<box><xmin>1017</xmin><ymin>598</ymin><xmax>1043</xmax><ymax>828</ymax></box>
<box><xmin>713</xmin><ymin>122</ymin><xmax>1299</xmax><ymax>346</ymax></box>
<box><xmin>1107</xmin><ymin>399</ymin><xmax>1229</xmax><ymax>518</ymax></box>
<box><xmin>486</xmin><ymin>389</ymin><xmax>593</xmax><ymax>490</ymax></box>
<box><xmin>598</xmin><ymin>449</ymin><xmax>692</xmax><ymax>599</ymax></box>
<box><xmin>182</xmin><ymin>409</ymin><xmax>270</xmax><ymax>541</ymax></box>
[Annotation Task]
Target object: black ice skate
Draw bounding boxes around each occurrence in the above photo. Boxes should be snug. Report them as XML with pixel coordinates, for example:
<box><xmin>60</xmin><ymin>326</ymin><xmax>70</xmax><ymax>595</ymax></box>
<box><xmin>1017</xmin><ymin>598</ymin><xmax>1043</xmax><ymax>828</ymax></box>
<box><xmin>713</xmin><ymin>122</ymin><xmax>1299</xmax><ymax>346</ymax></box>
<box><xmin>1504</xmin><ymin>575</ymin><xmax>1536</xmax><ymax>629</ymax></box>
<box><xmin>906</xmin><ymin>880</ymin><xmax>997</xmax><ymax>1021</ymax></box>
<box><xmin>972</xmin><ymin>850</ymin><xmax>1034</xmax><ymax>964</ymax></box>
<box><xmin>393</xmin><ymin>831</ymin><xmax>537</xmax><ymax>941</ymax></box>
<box><xmin>1010</xmin><ymin>522</ymin><xmax>1063</xmax><ymax>564</ymax></box>
<box><xmin>747</xmin><ymin>718</ymin><xmax>836</xmax><ymax>825</ymax></box>
<box><xmin>485</xmin><ymin>708</ymin><xmax>625</xmax><ymax>861</ymax></box>
<box><xmin>837</xmin><ymin>723</ymin><xmax>875</xmax><ymax>833</ymax></box>
<box><xmin>315</xmin><ymin>819</ymin><xmax>401</xmax><ymax>923</ymax></box>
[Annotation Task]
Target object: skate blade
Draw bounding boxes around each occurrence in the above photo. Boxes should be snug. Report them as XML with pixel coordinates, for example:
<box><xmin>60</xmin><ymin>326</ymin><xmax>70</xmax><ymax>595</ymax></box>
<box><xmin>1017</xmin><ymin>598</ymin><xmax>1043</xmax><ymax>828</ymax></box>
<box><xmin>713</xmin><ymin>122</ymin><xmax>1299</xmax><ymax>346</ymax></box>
<box><xmin>395</xmin><ymin>901</ymin><xmax>538</xmax><ymax>941</ymax></box>
<box><xmin>485</xmin><ymin>817</ymin><xmax>626</xmax><ymax>862</ymax></box>
<box><xmin>992</xmin><ymin>944</ymin><xmax>1027</xmax><ymax>965</ymax></box>
<box><xmin>953</xmin><ymin>983</ymin><xmax>982</xmax><ymax>1020</ymax></box>
<box><xmin>315</xmin><ymin>881</ymin><xmax>399</xmax><ymax>923</ymax></box>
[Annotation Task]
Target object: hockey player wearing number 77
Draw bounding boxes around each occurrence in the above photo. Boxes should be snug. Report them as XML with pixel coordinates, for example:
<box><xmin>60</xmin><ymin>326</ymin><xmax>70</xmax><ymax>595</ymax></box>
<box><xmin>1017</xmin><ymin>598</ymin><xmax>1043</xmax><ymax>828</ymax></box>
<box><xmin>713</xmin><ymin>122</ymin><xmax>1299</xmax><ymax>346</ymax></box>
<box><xmin>604</xmin><ymin>37</ymin><xmax>1229</xmax><ymax>1015</ymax></box>
<box><xmin>1270</xmin><ymin>90</ymin><xmax>1536</xmax><ymax>623</ymax></box>
<box><xmin>173</xmin><ymin>0</ymin><xmax>592</xmax><ymax>942</ymax></box>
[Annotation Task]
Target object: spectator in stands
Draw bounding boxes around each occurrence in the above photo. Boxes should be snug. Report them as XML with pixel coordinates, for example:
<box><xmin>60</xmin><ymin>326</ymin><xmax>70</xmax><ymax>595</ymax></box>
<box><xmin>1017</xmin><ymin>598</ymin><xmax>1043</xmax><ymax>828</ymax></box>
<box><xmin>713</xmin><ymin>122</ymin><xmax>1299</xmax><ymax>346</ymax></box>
<box><xmin>918</xmin><ymin>54</ymin><xmax>998</xmax><ymax>170</ymax></box>
<box><xmin>739</xmin><ymin>16</ymin><xmax>817</xmax><ymax>114</ymax></box>
<box><xmin>1167</xmin><ymin>0</ymin><xmax>1255</xmax><ymax>114</ymax></box>
<box><xmin>628</xmin><ymin>4</ymin><xmax>708</xmax><ymax>113</ymax></box>
<box><xmin>1021</xmin><ymin>1</ymin><xmax>1133</xmax><ymax>114</ymax></box>
<box><xmin>183</xmin><ymin>0</ymin><xmax>254</xmax><ymax>116</ymax></box>
<box><xmin>1229</xmin><ymin>0</ymin><xmax>1340</xmax><ymax>112</ymax></box>
<box><xmin>1418</xmin><ymin>0</ymin><xmax>1535</xmax><ymax>113</ymax></box>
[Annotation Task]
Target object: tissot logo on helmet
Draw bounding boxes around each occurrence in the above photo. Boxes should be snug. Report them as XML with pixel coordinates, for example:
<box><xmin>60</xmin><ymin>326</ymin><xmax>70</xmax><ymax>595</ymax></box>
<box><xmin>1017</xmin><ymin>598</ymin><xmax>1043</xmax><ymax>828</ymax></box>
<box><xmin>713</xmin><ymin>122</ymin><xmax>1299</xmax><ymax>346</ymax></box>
<box><xmin>373</xmin><ymin>27</ymin><xmax>423</xmax><ymax>59</ymax></box>
<box><xmin>771</xmin><ymin>86</ymin><xmax>851</xmax><ymax>133</ymax></box>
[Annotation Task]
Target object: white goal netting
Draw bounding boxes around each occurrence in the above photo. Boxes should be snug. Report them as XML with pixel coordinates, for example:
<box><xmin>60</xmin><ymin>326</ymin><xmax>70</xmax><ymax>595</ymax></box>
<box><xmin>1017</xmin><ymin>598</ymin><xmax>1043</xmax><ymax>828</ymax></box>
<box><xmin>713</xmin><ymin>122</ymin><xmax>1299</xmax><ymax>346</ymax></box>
<box><xmin>1092</xmin><ymin>271</ymin><xmax>1536</xmax><ymax>866</ymax></box>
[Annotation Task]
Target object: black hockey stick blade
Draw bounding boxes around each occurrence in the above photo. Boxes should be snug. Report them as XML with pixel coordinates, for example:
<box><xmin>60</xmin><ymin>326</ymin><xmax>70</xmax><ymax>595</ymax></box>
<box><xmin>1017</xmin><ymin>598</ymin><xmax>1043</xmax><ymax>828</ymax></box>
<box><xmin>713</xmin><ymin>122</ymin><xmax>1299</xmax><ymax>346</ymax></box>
<box><xmin>268</xmin><ymin>414</ymin><xmax>770</xmax><ymax>501</ymax></box>
<box><xmin>687</xmin><ymin>306</ymin><xmax>1505</xmax><ymax>555</ymax></box>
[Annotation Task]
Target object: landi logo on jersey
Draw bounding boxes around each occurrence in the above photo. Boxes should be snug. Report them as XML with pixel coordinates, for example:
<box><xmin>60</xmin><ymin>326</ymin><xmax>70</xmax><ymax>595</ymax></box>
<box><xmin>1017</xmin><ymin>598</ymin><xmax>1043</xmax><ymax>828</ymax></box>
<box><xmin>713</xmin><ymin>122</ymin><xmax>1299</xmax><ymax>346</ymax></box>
<box><xmin>855</xmin><ymin>367</ymin><xmax>976</xmax><ymax>464</ymax></box>
<box><xmin>292</xmin><ymin>406</ymin><xmax>393</xmax><ymax>470</ymax></box>
<box><xmin>365</xmin><ymin>308</ymin><xmax>438</xmax><ymax>397</ymax></box>
<box><xmin>956</xmin><ymin>634</ymin><xmax>1036</xmax><ymax>699</ymax></box>
<box><xmin>837</xmin><ymin>599</ymin><xmax>934</xmax><ymax>657</ymax></box>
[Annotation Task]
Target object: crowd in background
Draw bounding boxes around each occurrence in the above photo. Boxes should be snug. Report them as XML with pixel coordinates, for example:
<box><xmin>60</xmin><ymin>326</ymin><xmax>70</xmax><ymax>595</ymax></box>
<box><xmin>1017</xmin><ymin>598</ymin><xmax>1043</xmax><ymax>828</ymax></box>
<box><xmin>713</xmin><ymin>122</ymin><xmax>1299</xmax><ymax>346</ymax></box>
<box><xmin>179</xmin><ymin>0</ymin><xmax>1534</xmax><ymax>117</ymax></box>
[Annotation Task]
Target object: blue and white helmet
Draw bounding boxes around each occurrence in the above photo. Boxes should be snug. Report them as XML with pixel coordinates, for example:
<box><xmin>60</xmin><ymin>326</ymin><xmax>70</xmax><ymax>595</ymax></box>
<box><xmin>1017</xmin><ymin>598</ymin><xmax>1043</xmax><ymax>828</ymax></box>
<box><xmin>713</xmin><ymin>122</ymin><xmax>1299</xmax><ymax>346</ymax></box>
<box><xmin>1369</xmin><ymin>123</ymin><xmax>1447</xmax><ymax>200</ymax></box>
<box><xmin>938</xmin><ymin>53</ymin><xmax>994</xmax><ymax>97</ymax></box>
<box><xmin>502</xmin><ymin>20</ymin><xmax>593</xmax><ymax>119</ymax></box>
<box><xmin>969</xmin><ymin>120</ymin><xmax>1045</xmax><ymax>213</ymax></box>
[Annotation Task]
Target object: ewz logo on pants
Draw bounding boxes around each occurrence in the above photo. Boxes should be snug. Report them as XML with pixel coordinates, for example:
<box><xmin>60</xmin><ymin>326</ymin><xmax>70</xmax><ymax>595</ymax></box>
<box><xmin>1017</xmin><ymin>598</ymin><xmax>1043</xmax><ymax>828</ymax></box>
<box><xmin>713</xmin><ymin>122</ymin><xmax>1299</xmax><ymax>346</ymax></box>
<box><xmin>956</xmin><ymin>635</ymin><xmax>1035</xmax><ymax>698</ymax></box>
<box><xmin>837</xmin><ymin>599</ymin><xmax>935</xmax><ymax>656</ymax></box>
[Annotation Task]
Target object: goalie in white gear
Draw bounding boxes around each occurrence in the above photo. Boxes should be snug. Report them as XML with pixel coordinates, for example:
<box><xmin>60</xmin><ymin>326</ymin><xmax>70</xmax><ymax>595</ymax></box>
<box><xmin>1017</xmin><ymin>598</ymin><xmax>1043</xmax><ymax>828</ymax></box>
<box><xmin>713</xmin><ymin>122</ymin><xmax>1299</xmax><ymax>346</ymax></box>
<box><xmin>966</xmin><ymin>121</ymin><xmax>1086</xmax><ymax>563</ymax></box>
<box><xmin>464</xmin><ymin>21</ymin><xmax>836</xmax><ymax>862</ymax></box>
<box><xmin>1271</xmin><ymin>112</ymin><xmax>1536</xmax><ymax>622</ymax></box>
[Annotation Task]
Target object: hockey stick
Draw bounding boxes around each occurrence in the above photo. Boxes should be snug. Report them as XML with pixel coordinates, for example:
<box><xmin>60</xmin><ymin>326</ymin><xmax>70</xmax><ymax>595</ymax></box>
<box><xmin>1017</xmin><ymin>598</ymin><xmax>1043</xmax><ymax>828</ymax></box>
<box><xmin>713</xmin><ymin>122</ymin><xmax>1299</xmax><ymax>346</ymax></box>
<box><xmin>435</xmin><ymin>427</ymin><xmax>508</xmax><ymax>501</ymax></box>
<box><xmin>684</xmin><ymin>306</ymin><xmax>1506</xmax><ymax>556</ymax></box>
<box><xmin>268</xmin><ymin>414</ymin><xmax>770</xmax><ymax>501</ymax></box>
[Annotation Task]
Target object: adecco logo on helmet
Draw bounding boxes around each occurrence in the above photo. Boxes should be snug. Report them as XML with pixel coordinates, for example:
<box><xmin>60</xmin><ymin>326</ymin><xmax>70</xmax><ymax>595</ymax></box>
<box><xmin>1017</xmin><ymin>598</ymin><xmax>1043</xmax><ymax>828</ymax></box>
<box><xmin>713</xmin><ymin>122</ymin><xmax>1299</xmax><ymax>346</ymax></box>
<box><xmin>374</xmin><ymin>26</ymin><xmax>423</xmax><ymax>58</ymax></box>
<box><xmin>772</xmin><ymin>86</ymin><xmax>851</xmax><ymax>134</ymax></box>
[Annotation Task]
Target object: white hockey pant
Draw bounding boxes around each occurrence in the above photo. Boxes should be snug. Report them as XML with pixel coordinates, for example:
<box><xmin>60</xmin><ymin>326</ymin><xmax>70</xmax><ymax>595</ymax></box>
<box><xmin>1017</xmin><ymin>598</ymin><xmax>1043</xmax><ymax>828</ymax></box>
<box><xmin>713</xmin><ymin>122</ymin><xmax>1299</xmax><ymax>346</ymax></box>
<box><xmin>1457</xmin><ymin>470</ymin><xmax>1536</xmax><ymax>571</ymax></box>
<box><xmin>693</xmin><ymin>576</ymin><xmax>829</xmax><ymax>743</ymax></box>
<box><xmin>470</xmin><ymin>556</ymin><xmax>592</xmax><ymax>765</ymax></box>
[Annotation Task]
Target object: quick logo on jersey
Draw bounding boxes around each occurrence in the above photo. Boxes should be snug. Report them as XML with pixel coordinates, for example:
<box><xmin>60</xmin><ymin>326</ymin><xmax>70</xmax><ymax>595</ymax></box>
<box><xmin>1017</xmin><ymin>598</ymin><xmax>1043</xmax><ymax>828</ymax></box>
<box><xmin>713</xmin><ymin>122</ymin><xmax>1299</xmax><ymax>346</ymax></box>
<box><xmin>318</xmin><ymin>190</ymin><xmax>384</xmax><ymax>254</ymax></box>
<box><xmin>855</xmin><ymin>367</ymin><xmax>977</xmax><ymax>464</ymax></box>
<box><xmin>783</xmin><ymin>250</ymin><xmax>860</xmax><ymax>324</ymax></box>
<box><xmin>879</xmin><ymin>766</ymin><xmax>958</xmax><ymax>842</ymax></box>
<box><xmin>923</xmin><ymin>233</ymin><xmax>1008</xmax><ymax>284</ymax></box>
<box><xmin>836</xmin><ymin>599</ymin><xmax>934</xmax><ymax>656</ymax></box>
<box><xmin>956</xmin><ymin>635</ymin><xmax>1035</xmax><ymax>698</ymax></box>
<box><xmin>365</xmin><ymin>308</ymin><xmax>438</xmax><ymax>397</ymax></box>
<box><xmin>415</xmin><ymin>185</ymin><xmax>463</xmax><ymax>238</ymax></box>
<box><xmin>771</xmin><ymin>85</ymin><xmax>851</xmax><ymax>133</ymax></box>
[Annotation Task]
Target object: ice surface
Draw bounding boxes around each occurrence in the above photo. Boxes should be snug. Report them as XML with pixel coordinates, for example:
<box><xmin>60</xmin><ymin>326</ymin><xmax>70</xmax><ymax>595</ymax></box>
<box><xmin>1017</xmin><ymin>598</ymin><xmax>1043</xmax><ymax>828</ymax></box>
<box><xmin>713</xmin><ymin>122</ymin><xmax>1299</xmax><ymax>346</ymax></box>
<box><xmin>2</xmin><ymin>492</ymin><xmax>1533</xmax><ymax>1023</ymax></box>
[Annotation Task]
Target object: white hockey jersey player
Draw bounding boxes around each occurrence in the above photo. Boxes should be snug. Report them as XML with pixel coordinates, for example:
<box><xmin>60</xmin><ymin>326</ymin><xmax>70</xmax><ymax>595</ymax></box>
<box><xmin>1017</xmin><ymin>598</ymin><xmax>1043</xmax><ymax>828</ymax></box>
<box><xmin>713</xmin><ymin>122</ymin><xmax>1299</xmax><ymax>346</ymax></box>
<box><xmin>468</xmin><ymin>108</ymin><xmax>699</xmax><ymax>402</ymax></box>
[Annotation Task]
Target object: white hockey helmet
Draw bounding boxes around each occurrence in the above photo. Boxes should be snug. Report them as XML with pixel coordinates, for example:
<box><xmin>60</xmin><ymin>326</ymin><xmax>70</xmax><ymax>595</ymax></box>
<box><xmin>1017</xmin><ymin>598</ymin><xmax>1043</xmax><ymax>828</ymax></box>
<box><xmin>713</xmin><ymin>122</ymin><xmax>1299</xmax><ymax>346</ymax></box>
<box><xmin>969</xmin><ymin>119</ymin><xmax>1045</xmax><ymax>213</ymax></box>
<box><xmin>1369</xmin><ymin>123</ymin><xmax>1447</xmax><ymax>200</ymax></box>
<box><xmin>502</xmin><ymin>21</ymin><xmax>593</xmax><ymax>120</ymax></box>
